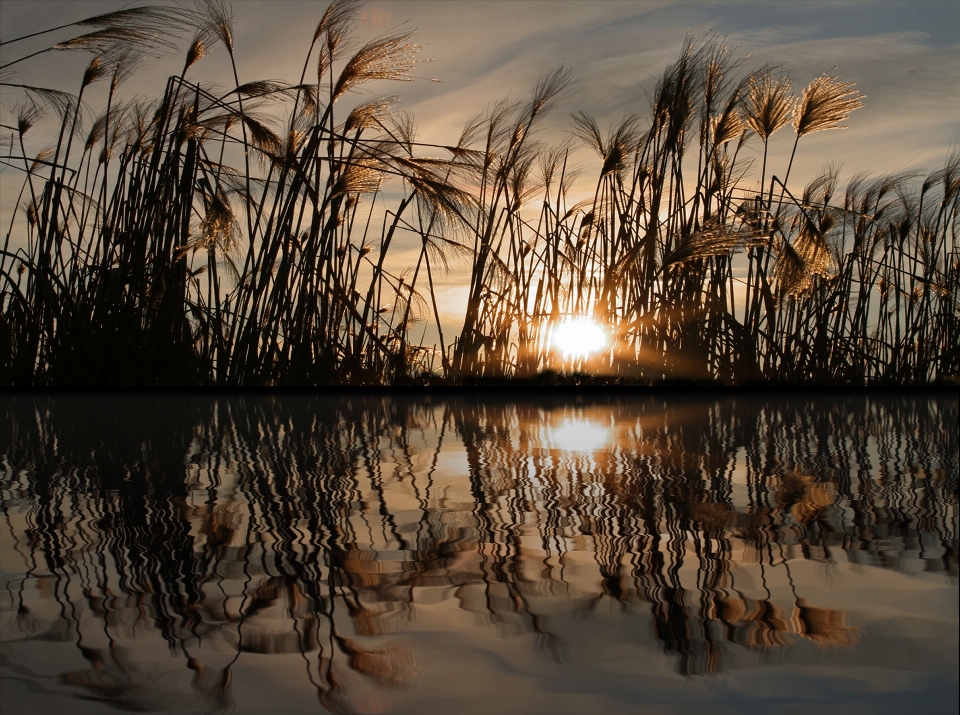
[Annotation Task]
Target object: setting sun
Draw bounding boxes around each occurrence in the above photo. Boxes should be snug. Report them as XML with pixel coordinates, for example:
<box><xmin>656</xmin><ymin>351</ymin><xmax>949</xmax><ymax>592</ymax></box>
<box><xmin>550</xmin><ymin>317</ymin><xmax>608</xmax><ymax>359</ymax></box>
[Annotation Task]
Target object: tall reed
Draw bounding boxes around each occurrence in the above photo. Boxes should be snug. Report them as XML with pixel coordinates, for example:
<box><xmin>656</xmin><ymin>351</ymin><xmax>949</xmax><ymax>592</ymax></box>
<box><xmin>1</xmin><ymin>4</ymin><xmax>956</xmax><ymax>385</ymax></box>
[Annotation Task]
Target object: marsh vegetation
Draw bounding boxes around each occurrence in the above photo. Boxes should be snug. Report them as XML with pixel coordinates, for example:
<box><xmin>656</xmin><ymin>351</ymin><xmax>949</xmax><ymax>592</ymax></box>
<box><xmin>1</xmin><ymin>0</ymin><xmax>957</xmax><ymax>385</ymax></box>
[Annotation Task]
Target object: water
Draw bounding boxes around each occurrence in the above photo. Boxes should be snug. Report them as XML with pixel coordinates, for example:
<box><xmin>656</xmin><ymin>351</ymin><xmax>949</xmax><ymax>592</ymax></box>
<box><xmin>1</xmin><ymin>394</ymin><xmax>956</xmax><ymax>715</ymax></box>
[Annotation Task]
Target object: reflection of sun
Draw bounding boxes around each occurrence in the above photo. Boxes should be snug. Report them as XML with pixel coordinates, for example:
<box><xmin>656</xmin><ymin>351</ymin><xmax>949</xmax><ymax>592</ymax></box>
<box><xmin>550</xmin><ymin>317</ymin><xmax>607</xmax><ymax>359</ymax></box>
<box><xmin>547</xmin><ymin>418</ymin><xmax>612</xmax><ymax>453</ymax></box>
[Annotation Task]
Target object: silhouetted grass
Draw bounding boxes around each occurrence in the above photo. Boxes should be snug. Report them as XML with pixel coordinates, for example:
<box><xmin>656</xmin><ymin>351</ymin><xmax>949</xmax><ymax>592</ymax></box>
<box><xmin>1</xmin><ymin>1</ymin><xmax>956</xmax><ymax>385</ymax></box>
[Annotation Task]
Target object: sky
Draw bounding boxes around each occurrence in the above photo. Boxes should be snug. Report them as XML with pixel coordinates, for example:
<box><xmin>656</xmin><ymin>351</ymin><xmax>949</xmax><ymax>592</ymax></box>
<box><xmin>2</xmin><ymin>0</ymin><xmax>959</xmax><ymax>345</ymax></box>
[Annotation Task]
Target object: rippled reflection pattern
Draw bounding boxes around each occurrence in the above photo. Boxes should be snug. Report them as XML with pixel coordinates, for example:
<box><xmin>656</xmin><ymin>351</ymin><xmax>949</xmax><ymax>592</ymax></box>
<box><xmin>1</xmin><ymin>396</ymin><xmax>957</xmax><ymax>715</ymax></box>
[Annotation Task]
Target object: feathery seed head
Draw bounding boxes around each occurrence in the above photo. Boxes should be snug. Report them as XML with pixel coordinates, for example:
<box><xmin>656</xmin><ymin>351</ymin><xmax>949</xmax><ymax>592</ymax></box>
<box><xmin>184</xmin><ymin>29</ymin><xmax>213</xmax><ymax>72</ymax></box>
<box><xmin>537</xmin><ymin>139</ymin><xmax>573</xmax><ymax>194</ymax></box>
<box><xmin>199</xmin><ymin>192</ymin><xmax>239</xmax><ymax>251</ymax></box>
<box><xmin>663</xmin><ymin>218</ymin><xmax>758</xmax><ymax>267</ymax></box>
<box><xmin>25</xmin><ymin>199</ymin><xmax>39</xmax><ymax>227</ymax></box>
<box><xmin>746</xmin><ymin>73</ymin><xmax>793</xmax><ymax>141</ymax></box>
<box><xmin>343</xmin><ymin>95</ymin><xmax>397</xmax><ymax>133</ymax></box>
<box><xmin>383</xmin><ymin>111</ymin><xmax>416</xmax><ymax>155</ymax></box>
<box><xmin>109</xmin><ymin>48</ymin><xmax>143</xmax><ymax>90</ymax></box>
<box><xmin>711</xmin><ymin>108</ymin><xmax>744</xmax><ymax>147</ymax></box>
<box><xmin>82</xmin><ymin>55</ymin><xmax>107</xmax><ymax>88</ymax></box>
<box><xmin>54</xmin><ymin>24</ymin><xmax>180</xmax><ymax>60</ymax></box>
<box><xmin>793</xmin><ymin>72</ymin><xmax>864</xmax><ymax>137</ymax></box>
<box><xmin>773</xmin><ymin>239</ymin><xmax>813</xmax><ymax>297</ymax></box>
<box><xmin>793</xmin><ymin>223</ymin><xmax>834</xmax><ymax>278</ymax></box>
<box><xmin>527</xmin><ymin>67</ymin><xmax>574</xmax><ymax>122</ymax></box>
<box><xmin>85</xmin><ymin>110</ymin><xmax>109</xmax><ymax>151</ymax></box>
<box><xmin>314</xmin><ymin>0</ymin><xmax>365</xmax><ymax>78</ymax></box>
<box><xmin>571</xmin><ymin>111</ymin><xmax>639</xmax><ymax>177</ymax></box>
<box><xmin>928</xmin><ymin>147</ymin><xmax>960</xmax><ymax>205</ymax></box>
<box><xmin>21</xmin><ymin>87</ymin><xmax>76</xmax><ymax>123</ymax></box>
<box><xmin>75</xmin><ymin>7</ymin><xmax>195</xmax><ymax>36</ymax></box>
<box><xmin>29</xmin><ymin>147</ymin><xmax>53</xmax><ymax>175</ymax></box>
<box><xmin>197</xmin><ymin>0</ymin><xmax>234</xmax><ymax>55</ymax></box>
<box><xmin>243</xmin><ymin>114</ymin><xmax>282</xmax><ymax>158</ymax></box>
<box><xmin>314</xmin><ymin>0</ymin><xmax>365</xmax><ymax>43</ymax></box>
<box><xmin>330</xmin><ymin>158</ymin><xmax>384</xmax><ymax>198</ymax></box>
<box><xmin>333</xmin><ymin>32</ymin><xmax>421</xmax><ymax>101</ymax></box>
<box><xmin>16</xmin><ymin>100</ymin><xmax>45</xmax><ymax>136</ymax></box>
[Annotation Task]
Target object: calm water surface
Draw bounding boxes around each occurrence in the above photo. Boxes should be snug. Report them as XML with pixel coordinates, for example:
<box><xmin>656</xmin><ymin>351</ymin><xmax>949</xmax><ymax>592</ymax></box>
<box><xmin>1</xmin><ymin>395</ymin><xmax>957</xmax><ymax>714</ymax></box>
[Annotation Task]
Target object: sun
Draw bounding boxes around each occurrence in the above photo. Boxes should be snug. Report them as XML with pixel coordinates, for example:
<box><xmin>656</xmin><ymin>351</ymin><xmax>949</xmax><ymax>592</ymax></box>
<box><xmin>550</xmin><ymin>317</ymin><xmax>607</xmax><ymax>360</ymax></box>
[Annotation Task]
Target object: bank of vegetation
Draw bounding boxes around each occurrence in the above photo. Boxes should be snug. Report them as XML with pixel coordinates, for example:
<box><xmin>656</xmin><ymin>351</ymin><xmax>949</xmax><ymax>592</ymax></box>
<box><xmin>1</xmin><ymin>0</ymin><xmax>957</xmax><ymax>385</ymax></box>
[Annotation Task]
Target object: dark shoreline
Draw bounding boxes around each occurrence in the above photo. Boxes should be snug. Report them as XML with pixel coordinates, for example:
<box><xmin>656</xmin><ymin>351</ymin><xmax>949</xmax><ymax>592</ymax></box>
<box><xmin>2</xmin><ymin>380</ymin><xmax>957</xmax><ymax>396</ymax></box>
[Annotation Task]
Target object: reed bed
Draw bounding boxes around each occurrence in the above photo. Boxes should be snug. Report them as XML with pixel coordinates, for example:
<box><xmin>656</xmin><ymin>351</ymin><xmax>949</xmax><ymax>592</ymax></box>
<box><xmin>1</xmin><ymin>1</ymin><xmax>957</xmax><ymax>385</ymax></box>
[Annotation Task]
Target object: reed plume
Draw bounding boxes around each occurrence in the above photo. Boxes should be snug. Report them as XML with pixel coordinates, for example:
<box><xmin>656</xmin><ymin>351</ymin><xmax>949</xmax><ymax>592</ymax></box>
<box><xmin>745</xmin><ymin>72</ymin><xmax>792</xmax><ymax>192</ymax></box>
<box><xmin>793</xmin><ymin>72</ymin><xmax>865</xmax><ymax>137</ymax></box>
<box><xmin>0</xmin><ymin>4</ymin><xmax>953</xmax><ymax>386</ymax></box>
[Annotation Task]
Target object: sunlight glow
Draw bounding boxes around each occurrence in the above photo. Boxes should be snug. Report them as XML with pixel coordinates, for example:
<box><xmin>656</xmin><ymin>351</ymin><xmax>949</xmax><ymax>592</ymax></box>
<box><xmin>550</xmin><ymin>317</ymin><xmax>607</xmax><ymax>359</ymax></box>
<box><xmin>547</xmin><ymin>417</ymin><xmax>612</xmax><ymax>454</ymax></box>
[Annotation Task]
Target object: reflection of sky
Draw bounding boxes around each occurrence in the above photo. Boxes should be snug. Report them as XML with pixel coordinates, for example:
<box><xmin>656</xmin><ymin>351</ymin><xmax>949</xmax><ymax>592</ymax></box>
<box><xmin>2</xmin><ymin>0</ymin><xmax>958</xmax><ymax>338</ymax></box>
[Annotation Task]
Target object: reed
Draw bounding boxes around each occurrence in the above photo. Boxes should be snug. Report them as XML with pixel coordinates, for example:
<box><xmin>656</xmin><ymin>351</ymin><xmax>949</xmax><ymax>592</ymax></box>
<box><xmin>1</xmin><ymin>2</ymin><xmax>956</xmax><ymax>385</ymax></box>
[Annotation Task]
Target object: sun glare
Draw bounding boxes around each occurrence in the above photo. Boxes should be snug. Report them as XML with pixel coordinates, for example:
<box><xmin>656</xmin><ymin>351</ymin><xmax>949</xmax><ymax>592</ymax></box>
<box><xmin>547</xmin><ymin>418</ymin><xmax>612</xmax><ymax>453</ymax></box>
<box><xmin>550</xmin><ymin>317</ymin><xmax>607</xmax><ymax>359</ymax></box>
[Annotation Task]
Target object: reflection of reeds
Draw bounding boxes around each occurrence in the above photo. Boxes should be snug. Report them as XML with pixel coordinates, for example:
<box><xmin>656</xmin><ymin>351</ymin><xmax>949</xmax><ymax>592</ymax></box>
<box><xmin>0</xmin><ymin>394</ymin><xmax>955</xmax><ymax>705</ymax></box>
<box><xmin>792</xmin><ymin>599</ymin><xmax>861</xmax><ymax>649</ymax></box>
<box><xmin>1</xmin><ymin>5</ymin><xmax>956</xmax><ymax>385</ymax></box>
